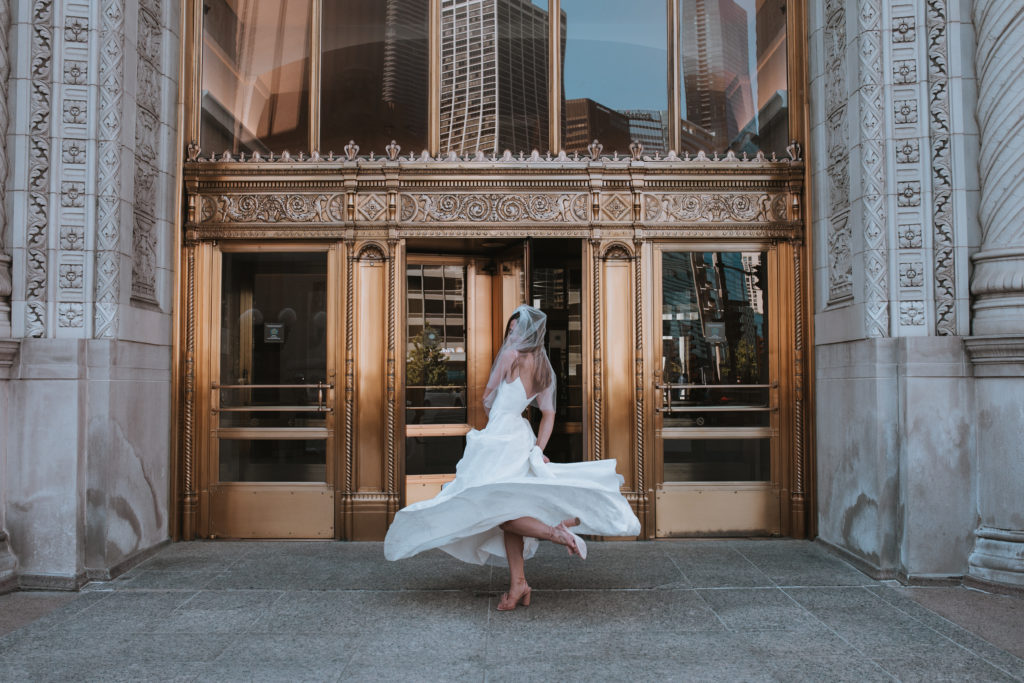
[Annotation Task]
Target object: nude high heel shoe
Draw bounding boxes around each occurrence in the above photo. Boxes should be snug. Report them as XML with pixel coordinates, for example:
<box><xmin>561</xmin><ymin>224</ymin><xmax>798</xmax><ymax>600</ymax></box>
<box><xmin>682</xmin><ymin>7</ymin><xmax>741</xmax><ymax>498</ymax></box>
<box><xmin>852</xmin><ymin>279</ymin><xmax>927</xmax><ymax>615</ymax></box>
<box><xmin>553</xmin><ymin>522</ymin><xmax>588</xmax><ymax>559</ymax></box>
<box><xmin>497</xmin><ymin>585</ymin><xmax>532</xmax><ymax>611</ymax></box>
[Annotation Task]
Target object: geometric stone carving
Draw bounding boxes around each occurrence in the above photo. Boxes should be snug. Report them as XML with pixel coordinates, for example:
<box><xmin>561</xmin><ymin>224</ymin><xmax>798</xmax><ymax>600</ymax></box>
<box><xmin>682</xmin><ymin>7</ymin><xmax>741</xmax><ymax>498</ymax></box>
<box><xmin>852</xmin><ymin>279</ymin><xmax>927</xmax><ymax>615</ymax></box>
<box><xmin>860</xmin><ymin>0</ymin><xmax>890</xmax><ymax>338</ymax></box>
<box><xmin>898</xmin><ymin>224</ymin><xmax>923</xmax><ymax>249</ymax></box>
<box><xmin>892</xmin><ymin>16</ymin><xmax>916</xmax><ymax>42</ymax></box>
<box><xmin>60</xmin><ymin>226</ymin><xmax>85</xmax><ymax>250</ymax></box>
<box><xmin>62</xmin><ymin>99</ymin><xmax>86</xmax><ymax>124</ymax></box>
<box><xmin>899</xmin><ymin>300</ymin><xmax>926</xmax><ymax>325</ymax></box>
<box><xmin>95</xmin><ymin>0</ymin><xmax>125</xmax><ymax>338</ymax></box>
<box><xmin>893</xmin><ymin>59</ymin><xmax>917</xmax><ymax>84</ymax></box>
<box><xmin>63</xmin><ymin>59</ymin><xmax>86</xmax><ymax>84</ymax></box>
<box><xmin>894</xmin><ymin>99</ymin><xmax>918</xmax><ymax>124</ymax></box>
<box><xmin>63</xmin><ymin>17</ymin><xmax>88</xmax><ymax>42</ymax></box>
<box><xmin>899</xmin><ymin>261</ymin><xmax>924</xmax><ymax>287</ymax></box>
<box><xmin>57</xmin><ymin>302</ymin><xmax>84</xmax><ymax>327</ymax></box>
<box><xmin>897</xmin><ymin>181</ymin><xmax>921</xmax><ymax>206</ymax></box>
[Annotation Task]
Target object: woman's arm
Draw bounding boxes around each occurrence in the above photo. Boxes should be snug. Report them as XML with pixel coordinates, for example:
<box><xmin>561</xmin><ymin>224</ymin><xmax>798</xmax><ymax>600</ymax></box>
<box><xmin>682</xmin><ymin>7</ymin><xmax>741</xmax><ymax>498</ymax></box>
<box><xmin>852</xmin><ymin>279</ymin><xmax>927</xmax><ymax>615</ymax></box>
<box><xmin>535</xmin><ymin>409</ymin><xmax>555</xmax><ymax>452</ymax></box>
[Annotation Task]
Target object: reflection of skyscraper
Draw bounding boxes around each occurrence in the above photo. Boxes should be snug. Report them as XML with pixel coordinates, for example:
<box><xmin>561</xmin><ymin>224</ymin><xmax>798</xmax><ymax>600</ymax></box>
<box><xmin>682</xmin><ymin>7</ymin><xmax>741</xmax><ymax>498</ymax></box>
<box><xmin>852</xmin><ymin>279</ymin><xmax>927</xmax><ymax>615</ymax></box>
<box><xmin>440</xmin><ymin>0</ymin><xmax>555</xmax><ymax>155</ymax></box>
<box><xmin>621</xmin><ymin>110</ymin><xmax>669</xmax><ymax>156</ymax></box>
<box><xmin>681</xmin><ymin>0</ymin><xmax>754</xmax><ymax>148</ymax></box>
<box><xmin>564</xmin><ymin>99</ymin><xmax>631</xmax><ymax>154</ymax></box>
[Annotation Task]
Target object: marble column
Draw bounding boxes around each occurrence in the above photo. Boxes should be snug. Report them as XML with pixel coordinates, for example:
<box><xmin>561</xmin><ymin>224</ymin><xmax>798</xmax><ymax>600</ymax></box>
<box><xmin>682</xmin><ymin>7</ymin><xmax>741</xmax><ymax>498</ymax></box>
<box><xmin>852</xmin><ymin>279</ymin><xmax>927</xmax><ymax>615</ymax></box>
<box><xmin>971</xmin><ymin>2</ymin><xmax>1024</xmax><ymax>335</ymax></box>
<box><xmin>966</xmin><ymin>1</ymin><xmax>1024</xmax><ymax>588</ymax></box>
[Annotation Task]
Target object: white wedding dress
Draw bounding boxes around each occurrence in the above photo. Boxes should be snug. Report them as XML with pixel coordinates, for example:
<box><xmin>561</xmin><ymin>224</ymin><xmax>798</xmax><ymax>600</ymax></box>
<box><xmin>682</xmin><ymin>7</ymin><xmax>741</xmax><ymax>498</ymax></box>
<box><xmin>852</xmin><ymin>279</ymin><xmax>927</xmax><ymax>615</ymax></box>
<box><xmin>384</xmin><ymin>376</ymin><xmax>642</xmax><ymax>565</ymax></box>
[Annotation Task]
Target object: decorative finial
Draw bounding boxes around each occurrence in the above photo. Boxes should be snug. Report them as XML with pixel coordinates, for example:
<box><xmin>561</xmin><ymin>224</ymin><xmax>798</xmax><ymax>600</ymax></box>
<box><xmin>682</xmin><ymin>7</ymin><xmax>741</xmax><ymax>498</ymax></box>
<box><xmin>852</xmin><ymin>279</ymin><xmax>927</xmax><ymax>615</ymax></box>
<box><xmin>186</xmin><ymin>141</ymin><xmax>200</xmax><ymax>162</ymax></box>
<box><xmin>629</xmin><ymin>140</ymin><xmax>643</xmax><ymax>160</ymax></box>
<box><xmin>344</xmin><ymin>141</ymin><xmax>359</xmax><ymax>161</ymax></box>
<box><xmin>587</xmin><ymin>139</ymin><xmax>603</xmax><ymax>160</ymax></box>
<box><xmin>385</xmin><ymin>140</ymin><xmax>401</xmax><ymax>161</ymax></box>
<box><xmin>786</xmin><ymin>139</ymin><xmax>802</xmax><ymax>161</ymax></box>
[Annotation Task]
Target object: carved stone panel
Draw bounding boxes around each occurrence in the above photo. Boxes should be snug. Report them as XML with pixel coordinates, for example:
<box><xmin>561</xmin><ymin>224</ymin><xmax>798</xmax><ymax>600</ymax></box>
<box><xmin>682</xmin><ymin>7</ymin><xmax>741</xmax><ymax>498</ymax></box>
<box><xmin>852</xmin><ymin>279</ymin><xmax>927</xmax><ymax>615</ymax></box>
<box><xmin>642</xmin><ymin>193</ymin><xmax>786</xmax><ymax>223</ymax></box>
<box><xmin>399</xmin><ymin>193</ymin><xmax>590</xmax><ymax>223</ymax></box>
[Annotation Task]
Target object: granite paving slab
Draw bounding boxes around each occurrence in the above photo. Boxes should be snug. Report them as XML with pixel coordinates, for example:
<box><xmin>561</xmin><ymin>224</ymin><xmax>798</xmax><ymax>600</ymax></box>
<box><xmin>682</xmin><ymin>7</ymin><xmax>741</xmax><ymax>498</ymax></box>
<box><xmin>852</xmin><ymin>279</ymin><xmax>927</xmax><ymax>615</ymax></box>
<box><xmin>0</xmin><ymin>540</ymin><xmax>1021</xmax><ymax>683</ymax></box>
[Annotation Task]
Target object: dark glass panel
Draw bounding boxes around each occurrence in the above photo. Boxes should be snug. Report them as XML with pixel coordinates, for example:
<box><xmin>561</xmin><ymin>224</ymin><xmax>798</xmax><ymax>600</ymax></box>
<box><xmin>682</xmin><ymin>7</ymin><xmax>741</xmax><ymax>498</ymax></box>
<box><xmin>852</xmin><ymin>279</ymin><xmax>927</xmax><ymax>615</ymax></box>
<box><xmin>219</xmin><ymin>439</ymin><xmax>326</xmax><ymax>482</ymax></box>
<box><xmin>560</xmin><ymin>0</ymin><xmax>667</xmax><ymax>156</ymax></box>
<box><xmin>201</xmin><ymin>0</ymin><xmax>311</xmax><ymax>154</ymax></box>
<box><xmin>679</xmin><ymin>0</ymin><xmax>788</xmax><ymax>155</ymax></box>
<box><xmin>320</xmin><ymin>0</ymin><xmax>429</xmax><ymax>154</ymax></box>
<box><xmin>406</xmin><ymin>436</ymin><xmax>466</xmax><ymax>475</ymax></box>
<box><xmin>663</xmin><ymin>438</ymin><xmax>770</xmax><ymax>482</ymax></box>
<box><xmin>219</xmin><ymin>251</ymin><xmax>328</xmax><ymax>427</ymax></box>
<box><xmin>529</xmin><ymin>239</ymin><xmax>583</xmax><ymax>460</ymax></box>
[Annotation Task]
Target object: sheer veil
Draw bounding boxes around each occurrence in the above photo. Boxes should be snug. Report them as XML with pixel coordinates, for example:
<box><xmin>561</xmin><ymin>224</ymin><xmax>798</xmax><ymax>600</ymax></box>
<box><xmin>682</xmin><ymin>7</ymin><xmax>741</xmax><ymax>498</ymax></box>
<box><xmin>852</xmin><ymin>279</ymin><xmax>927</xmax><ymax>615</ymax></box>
<box><xmin>482</xmin><ymin>305</ymin><xmax>556</xmax><ymax>415</ymax></box>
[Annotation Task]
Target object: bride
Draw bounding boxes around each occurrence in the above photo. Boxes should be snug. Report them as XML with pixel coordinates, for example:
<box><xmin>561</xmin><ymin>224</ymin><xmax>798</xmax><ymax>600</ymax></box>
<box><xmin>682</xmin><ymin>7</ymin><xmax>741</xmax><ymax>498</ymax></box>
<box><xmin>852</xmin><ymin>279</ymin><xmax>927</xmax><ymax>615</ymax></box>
<box><xmin>384</xmin><ymin>304</ymin><xmax>640</xmax><ymax>610</ymax></box>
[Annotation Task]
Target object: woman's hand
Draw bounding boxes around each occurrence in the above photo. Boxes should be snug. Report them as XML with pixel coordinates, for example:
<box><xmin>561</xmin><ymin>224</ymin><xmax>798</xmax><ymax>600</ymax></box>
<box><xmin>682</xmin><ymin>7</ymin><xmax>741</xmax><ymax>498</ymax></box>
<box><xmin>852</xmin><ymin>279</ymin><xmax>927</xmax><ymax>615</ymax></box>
<box><xmin>543</xmin><ymin>455</ymin><xmax>550</xmax><ymax>463</ymax></box>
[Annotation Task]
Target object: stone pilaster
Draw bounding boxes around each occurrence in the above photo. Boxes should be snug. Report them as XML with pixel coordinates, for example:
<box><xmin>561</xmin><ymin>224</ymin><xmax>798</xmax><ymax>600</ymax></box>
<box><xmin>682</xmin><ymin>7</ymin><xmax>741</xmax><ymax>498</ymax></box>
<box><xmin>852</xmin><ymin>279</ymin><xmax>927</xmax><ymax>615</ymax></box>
<box><xmin>0</xmin><ymin>0</ymin><xmax>12</xmax><ymax>339</ymax></box>
<box><xmin>966</xmin><ymin>1</ymin><xmax>1024</xmax><ymax>589</ymax></box>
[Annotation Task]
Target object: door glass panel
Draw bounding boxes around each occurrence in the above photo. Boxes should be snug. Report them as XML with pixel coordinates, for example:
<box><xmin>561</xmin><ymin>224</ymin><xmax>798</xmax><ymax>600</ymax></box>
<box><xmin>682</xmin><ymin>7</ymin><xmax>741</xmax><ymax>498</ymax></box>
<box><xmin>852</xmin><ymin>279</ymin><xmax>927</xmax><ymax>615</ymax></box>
<box><xmin>219</xmin><ymin>252</ymin><xmax>328</xmax><ymax>429</ymax></box>
<box><xmin>441</xmin><ymin>0</ymin><xmax>551</xmax><ymax>155</ymax></box>
<box><xmin>661</xmin><ymin>250</ymin><xmax>770</xmax><ymax>483</ymax></box>
<box><xmin>406</xmin><ymin>436</ymin><xmax>466</xmax><ymax>476</ymax></box>
<box><xmin>406</xmin><ymin>263</ymin><xmax>468</xmax><ymax>426</ymax></box>
<box><xmin>321</xmin><ymin>0</ymin><xmax>429</xmax><ymax>154</ymax></box>
<box><xmin>679</xmin><ymin>0</ymin><xmax>789</xmax><ymax>155</ymax></box>
<box><xmin>219</xmin><ymin>439</ymin><xmax>327</xmax><ymax>482</ymax></box>
<box><xmin>561</xmin><ymin>0</ymin><xmax>668</xmax><ymax>156</ymax></box>
<box><xmin>664</xmin><ymin>438</ymin><xmax>769</xmax><ymax>482</ymax></box>
<box><xmin>201</xmin><ymin>0</ymin><xmax>311</xmax><ymax>154</ymax></box>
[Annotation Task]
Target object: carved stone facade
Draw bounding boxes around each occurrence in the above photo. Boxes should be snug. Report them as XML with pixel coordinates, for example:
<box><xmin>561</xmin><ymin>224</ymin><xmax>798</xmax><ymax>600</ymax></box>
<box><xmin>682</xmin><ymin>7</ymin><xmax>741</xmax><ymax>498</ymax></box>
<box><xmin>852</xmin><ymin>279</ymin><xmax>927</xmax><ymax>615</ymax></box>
<box><xmin>812</xmin><ymin>0</ymin><xmax>1024</xmax><ymax>589</ymax></box>
<box><xmin>0</xmin><ymin>0</ymin><xmax>178</xmax><ymax>588</ymax></box>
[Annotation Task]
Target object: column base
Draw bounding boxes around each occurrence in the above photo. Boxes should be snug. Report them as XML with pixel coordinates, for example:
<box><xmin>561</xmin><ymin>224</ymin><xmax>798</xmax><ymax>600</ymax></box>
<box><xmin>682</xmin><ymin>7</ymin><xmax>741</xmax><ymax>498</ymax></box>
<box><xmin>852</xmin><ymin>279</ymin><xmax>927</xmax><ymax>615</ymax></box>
<box><xmin>968</xmin><ymin>526</ymin><xmax>1024</xmax><ymax>588</ymax></box>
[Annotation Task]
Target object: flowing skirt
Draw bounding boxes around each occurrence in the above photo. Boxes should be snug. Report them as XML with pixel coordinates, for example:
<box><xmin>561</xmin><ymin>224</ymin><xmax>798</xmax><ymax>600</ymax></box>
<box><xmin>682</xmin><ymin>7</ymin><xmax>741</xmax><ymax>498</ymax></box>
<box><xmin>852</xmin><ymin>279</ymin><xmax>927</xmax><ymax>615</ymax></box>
<box><xmin>384</xmin><ymin>412</ymin><xmax>641</xmax><ymax>566</ymax></box>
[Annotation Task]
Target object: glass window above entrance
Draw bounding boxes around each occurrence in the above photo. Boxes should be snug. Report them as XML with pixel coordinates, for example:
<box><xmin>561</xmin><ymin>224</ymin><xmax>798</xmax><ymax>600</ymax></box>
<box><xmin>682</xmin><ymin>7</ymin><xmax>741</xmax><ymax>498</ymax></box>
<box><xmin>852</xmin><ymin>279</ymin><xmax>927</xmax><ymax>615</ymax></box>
<box><xmin>194</xmin><ymin>0</ymin><xmax>792</xmax><ymax>156</ymax></box>
<box><xmin>200</xmin><ymin>0</ymin><xmax>312</xmax><ymax>154</ymax></box>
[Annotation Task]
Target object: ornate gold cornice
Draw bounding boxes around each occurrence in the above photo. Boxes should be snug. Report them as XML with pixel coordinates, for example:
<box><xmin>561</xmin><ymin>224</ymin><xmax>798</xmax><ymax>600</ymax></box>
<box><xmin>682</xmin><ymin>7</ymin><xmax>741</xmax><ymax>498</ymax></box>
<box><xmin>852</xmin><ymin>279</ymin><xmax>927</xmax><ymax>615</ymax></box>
<box><xmin>183</xmin><ymin>154</ymin><xmax>804</xmax><ymax>241</ymax></box>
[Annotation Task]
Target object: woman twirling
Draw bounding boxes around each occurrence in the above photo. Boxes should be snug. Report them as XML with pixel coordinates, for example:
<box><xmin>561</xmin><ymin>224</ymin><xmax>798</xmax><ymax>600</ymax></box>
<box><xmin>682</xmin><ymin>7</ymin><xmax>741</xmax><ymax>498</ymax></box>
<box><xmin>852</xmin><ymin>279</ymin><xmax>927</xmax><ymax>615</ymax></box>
<box><xmin>384</xmin><ymin>305</ymin><xmax>641</xmax><ymax>610</ymax></box>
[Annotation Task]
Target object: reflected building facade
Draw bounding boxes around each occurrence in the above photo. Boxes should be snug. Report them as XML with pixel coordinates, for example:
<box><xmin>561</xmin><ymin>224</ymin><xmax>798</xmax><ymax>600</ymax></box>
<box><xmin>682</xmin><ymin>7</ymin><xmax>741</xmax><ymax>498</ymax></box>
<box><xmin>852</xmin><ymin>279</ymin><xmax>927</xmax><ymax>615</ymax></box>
<box><xmin>440</xmin><ymin>0</ymin><xmax>558</xmax><ymax>155</ymax></box>
<box><xmin>564</xmin><ymin>98</ymin><xmax>631</xmax><ymax>154</ymax></box>
<box><xmin>622</xmin><ymin>110</ymin><xmax>669</xmax><ymax>157</ymax></box>
<box><xmin>681</xmin><ymin>0</ymin><xmax>754</xmax><ymax>150</ymax></box>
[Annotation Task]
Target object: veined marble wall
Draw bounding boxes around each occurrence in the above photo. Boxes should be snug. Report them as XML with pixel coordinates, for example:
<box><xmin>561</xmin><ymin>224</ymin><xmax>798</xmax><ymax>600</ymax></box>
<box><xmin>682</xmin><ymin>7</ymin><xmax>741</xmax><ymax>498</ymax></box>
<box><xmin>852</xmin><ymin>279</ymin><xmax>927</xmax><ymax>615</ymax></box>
<box><xmin>0</xmin><ymin>0</ymin><xmax>178</xmax><ymax>587</ymax></box>
<box><xmin>812</xmin><ymin>0</ymin><xmax>1024</xmax><ymax>588</ymax></box>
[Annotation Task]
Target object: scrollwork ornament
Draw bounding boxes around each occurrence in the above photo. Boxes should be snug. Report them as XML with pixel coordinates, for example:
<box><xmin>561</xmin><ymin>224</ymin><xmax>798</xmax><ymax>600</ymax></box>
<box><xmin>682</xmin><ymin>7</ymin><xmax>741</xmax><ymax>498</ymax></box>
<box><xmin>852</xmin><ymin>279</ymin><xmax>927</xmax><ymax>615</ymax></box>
<box><xmin>400</xmin><ymin>193</ymin><xmax>590</xmax><ymax>223</ymax></box>
<box><xmin>927</xmin><ymin>0</ymin><xmax>957</xmax><ymax>335</ymax></box>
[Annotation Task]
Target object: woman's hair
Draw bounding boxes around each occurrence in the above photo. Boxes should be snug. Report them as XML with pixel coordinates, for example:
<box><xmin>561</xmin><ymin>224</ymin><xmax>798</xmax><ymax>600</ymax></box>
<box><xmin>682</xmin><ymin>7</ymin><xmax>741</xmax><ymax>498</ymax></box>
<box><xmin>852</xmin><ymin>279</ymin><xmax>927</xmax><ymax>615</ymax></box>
<box><xmin>503</xmin><ymin>310</ymin><xmax>521</xmax><ymax>341</ymax></box>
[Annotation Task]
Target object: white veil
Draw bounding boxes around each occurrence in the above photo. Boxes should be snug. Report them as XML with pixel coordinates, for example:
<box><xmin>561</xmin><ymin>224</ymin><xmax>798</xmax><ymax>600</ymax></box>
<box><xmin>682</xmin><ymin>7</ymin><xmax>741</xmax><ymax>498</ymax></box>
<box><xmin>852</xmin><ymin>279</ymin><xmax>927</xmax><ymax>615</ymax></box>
<box><xmin>482</xmin><ymin>305</ymin><xmax>556</xmax><ymax>415</ymax></box>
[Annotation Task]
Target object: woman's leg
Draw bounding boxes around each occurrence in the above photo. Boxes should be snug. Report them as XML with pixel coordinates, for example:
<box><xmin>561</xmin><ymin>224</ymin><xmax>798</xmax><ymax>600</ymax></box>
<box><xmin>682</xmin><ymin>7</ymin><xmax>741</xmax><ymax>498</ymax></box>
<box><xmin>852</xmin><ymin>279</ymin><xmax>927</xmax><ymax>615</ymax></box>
<box><xmin>497</xmin><ymin>530</ymin><xmax>530</xmax><ymax>610</ymax></box>
<box><xmin>500</xmin><ymin>517</ymin><xmax>580</xmax><ymax>555</ymax></box>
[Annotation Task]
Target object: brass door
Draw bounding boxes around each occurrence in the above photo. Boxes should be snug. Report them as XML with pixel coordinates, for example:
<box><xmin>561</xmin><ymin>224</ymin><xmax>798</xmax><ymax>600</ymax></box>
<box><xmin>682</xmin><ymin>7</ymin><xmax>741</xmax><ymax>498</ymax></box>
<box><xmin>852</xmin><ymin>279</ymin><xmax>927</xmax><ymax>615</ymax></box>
<box><xmin>205</xmin><ymin>244</ymin><xmax>340</xmax><ymax>538</ymax></box>
<box><xmin>654</xmin><ymin>244</ymin><xmax>783</xmax><ymax>536</ymax></box>
<box><xmin>403</xmin><ymin>252</ymin><xmax>525</xmax><ymax>504</ymax></box>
